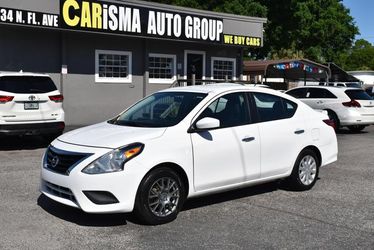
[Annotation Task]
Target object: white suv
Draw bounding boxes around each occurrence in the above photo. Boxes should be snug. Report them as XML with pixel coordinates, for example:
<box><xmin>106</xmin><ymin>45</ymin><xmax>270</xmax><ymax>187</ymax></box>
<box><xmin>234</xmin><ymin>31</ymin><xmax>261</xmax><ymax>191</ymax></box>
<box><xmin>320</xmin><ymin>82</ymin><xmax>362</xmax><ymax>88</ymax></box>
<box><xmin>0</xmin><ymin>72</ymin><xmax>65</xmax><ymax>139</ymax></box>
<box><xmin>286</xmin><ymin>86</ymin><xmax>374</xmax><ymax>132</ymax></box>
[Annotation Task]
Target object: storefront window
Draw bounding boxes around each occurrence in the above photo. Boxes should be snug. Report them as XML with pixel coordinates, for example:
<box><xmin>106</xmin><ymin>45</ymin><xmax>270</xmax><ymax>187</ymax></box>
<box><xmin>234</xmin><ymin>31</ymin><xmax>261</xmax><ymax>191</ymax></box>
<box><xmin>211</xmin><ymin>57</ymin><xmax>236</xmax><ymax>80</ymax></box>
<box><xmin>149</xmin><ymin>53</ymin><xmax>176</xmax><ymax>84</ymax></box>
<box><xmin>95</xmin><ymin>50</ymin><xmax>132</xmax><ymax>83</ymax></box>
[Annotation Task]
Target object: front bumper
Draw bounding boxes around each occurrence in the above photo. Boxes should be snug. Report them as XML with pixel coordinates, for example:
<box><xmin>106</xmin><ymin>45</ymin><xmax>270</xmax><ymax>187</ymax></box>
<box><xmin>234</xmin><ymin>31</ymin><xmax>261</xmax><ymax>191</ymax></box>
<box><xmin>0</xmin><ymin>122</ymin><xmax>65</xmax><ymax>136</ymax></box>
<box><xmin>40</xmin><ymin>140</ymin><xmax>145</xmax><ymax>214</ymax></box>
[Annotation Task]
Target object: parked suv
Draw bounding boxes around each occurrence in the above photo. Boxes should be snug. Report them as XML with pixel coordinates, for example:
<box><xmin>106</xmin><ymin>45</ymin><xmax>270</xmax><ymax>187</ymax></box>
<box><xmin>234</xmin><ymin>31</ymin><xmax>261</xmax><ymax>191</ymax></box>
<box><xmin>319</xmin><ymin>82</ymin><xmax>362</xmax><ymax>88</ymax></box>
<box><xmin>365</xmin><ymin>86</ymin><xmax>374</xmax><ymax>98</ymax></box>
<box><xmin>286</xmin><ymin>86</ymin><xmax>374</xmax><ymax>132</ymax></box>
<box><xmin>0</xmin><ymin>72</ymin><xmax>65</xmax><ymax>139</ymax></box>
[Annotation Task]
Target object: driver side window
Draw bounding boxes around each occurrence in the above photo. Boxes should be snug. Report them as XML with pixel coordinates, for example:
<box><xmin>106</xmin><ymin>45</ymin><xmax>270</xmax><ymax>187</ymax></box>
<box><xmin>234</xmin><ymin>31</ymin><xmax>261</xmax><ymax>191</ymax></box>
<box><xmin>198</xmin><ymin>92</ymin><xmax>251</xmax><ymax>128</ymax></box>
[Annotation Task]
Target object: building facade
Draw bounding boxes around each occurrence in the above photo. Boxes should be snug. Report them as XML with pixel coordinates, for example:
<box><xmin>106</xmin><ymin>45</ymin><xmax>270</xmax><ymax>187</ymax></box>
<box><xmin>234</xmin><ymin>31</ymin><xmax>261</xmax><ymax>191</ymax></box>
<box><xmin>0</xmin><ymin>0</ymin><xmax>266</xmax><ymax>125</ymax></box>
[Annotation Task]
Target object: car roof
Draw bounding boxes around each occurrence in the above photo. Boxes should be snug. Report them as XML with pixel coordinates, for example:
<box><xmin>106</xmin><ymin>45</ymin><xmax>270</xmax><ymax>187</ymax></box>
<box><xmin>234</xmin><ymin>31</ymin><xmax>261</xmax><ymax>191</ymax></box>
<box><xmin>0</xmin><ymin>71</ymin><xmax>50</xmax><ymax>77</ymax></box>
<box><xmin>161</xmin><ymin>83</ymin><xmax>275</xmax><ymax>95</ymax></box>
<box><xmin>288</xmin><ymin>85</ymin><xmax>361</xmax><ymax>92</ymax></box>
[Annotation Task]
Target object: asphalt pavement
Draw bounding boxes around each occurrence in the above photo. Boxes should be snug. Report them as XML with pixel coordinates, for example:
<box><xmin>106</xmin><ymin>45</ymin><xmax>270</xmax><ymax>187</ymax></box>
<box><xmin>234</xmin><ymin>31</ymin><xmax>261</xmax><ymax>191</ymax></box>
<box><xmin>0</xmin><ymin>127</ymin><xmax>373</xmax><ymax>249</ymax></box>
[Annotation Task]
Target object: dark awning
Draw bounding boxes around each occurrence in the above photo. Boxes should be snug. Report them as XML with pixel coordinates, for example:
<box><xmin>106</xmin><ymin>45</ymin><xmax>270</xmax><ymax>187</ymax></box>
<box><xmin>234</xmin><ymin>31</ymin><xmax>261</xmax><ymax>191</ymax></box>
<box><xmin>243</xmin><ymin>59</ymin><xmax>330</xmax><ymax>81</ymax></box>
<box><xmin>326</xmin><ymin>63</ymin><xmax>361</xmax><ymax>82</ymax></box>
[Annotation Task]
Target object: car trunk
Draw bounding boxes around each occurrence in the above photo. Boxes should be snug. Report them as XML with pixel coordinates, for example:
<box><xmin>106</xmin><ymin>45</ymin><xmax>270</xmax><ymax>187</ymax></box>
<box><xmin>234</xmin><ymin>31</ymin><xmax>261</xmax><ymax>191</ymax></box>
<box><xmin>345</xmin><ymin>89</ymin><xmax>374</xmax><ymax>116</ymax></box>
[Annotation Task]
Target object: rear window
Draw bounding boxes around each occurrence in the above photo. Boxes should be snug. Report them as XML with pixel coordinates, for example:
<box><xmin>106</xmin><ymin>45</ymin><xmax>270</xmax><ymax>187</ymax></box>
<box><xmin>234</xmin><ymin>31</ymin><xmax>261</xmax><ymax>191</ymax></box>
<box><xmin>0</xmin><ymin>76</ymin><xmax>57</xmax><ymax>94</ymax></box>
<box><xmin>345</xmin><ymin>90</ymin><xmax>373</xmax><ymax>100</ymax></box>
<box><xmin>252</xmin><ymin>92</ymin><xmax>298</xmax><ymax>122</ymax></box>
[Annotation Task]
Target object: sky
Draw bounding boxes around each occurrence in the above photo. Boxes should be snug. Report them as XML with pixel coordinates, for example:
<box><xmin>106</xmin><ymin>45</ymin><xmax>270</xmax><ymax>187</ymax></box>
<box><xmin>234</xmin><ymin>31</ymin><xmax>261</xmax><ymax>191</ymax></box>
<box><xmin>343</xmin><ymin>0</ymin><xmax>374</xmax><ymax>44</ymax></box>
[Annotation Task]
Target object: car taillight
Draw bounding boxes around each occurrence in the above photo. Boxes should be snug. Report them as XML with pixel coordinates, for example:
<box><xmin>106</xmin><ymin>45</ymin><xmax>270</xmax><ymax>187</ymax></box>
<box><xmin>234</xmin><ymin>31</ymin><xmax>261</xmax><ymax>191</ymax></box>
<box><xmin>323</xmin><ymin>119</ymin><xmax>337</xmax><ymax>130</ymax></box>
<box><xmin>49</xmin><ymin>94</ymin><xmax>64</xmax><ymax>103</ymax></box>
<box><xmin>0</xmin><ymin>95</ymin><xmax>14</xmax><ymax>103</ymax></box>
<box><xmin>342</xmin><ymin>99</ymin><xmax>361</xmax><ymax>108</ymax></box>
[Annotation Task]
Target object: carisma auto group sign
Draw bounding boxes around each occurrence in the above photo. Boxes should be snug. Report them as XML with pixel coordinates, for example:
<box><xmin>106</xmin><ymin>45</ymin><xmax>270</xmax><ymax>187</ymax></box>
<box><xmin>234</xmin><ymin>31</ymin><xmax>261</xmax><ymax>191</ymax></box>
<box><xmin>0</xmin><ymin>0</ymin><xmax>262</xmax><ymax>47</ymax></box>
<box><xmin>61</xmin><ymin>0</ymin><xmax>224</xmax><ymax>42</ymax></box>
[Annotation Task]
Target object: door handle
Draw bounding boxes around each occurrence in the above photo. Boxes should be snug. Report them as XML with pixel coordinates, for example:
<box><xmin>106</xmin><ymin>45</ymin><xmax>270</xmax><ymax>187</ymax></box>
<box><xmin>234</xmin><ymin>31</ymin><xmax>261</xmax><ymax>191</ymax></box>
<box><xmin>316</xmin><ymin>101</ymin><xmax>323</xmax><ymax>104</ymax></box>
<box><xmin>294</xmin><ymin>129</ymin><xmax>305</xmax><ymax>135</ymax></box>
<box><xmin>242</xmin><ymin>137</ymin><xmax>255</xmax><ymax>142</ymax></box>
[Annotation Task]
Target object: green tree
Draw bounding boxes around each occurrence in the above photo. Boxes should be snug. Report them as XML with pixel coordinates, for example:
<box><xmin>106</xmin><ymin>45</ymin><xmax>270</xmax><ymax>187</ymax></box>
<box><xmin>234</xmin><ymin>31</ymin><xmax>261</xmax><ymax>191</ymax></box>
<box><xmin>259</xmin><ymin>0</ymin><xmax>358</xmax><ymax>62</ymax></box>
<box><xmin>338</xmin><ymin>39</ymin><xmax>374</xmax><ymax>70</ymax></box>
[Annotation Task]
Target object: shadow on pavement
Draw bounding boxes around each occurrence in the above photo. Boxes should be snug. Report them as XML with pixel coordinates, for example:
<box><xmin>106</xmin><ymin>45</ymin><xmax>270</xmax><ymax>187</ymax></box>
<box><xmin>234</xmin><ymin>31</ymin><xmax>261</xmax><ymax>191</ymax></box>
<box><xmin>336</xmin><ymin>128</ymin><xmax>369</xmax><ymax>135</ymax></box>
<box><xmin>38</xmin><ymin>182</ymin><xmax>283</xmax><ymax>226</ymax></box>
<box><xmin>37</xmin><ymin>194</ymin><xmax>131</xmax><ymax>227</ymax></box>
<box><xmin>0</xmin><ymin>136</ymin><xmax>50</xmax><ymax>151</ymax></box>
<box><xmin>183</xmin><ymin>181</ymin><xmax>281</xmax><ymax>211</ymax></box>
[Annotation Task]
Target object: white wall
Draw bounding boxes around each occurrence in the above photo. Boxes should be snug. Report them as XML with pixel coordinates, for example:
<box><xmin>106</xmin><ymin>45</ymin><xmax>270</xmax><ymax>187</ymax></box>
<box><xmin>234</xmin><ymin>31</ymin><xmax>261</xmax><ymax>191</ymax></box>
<box><xmin>349</xmin><ymin>72</ymin><xmax>374</xmax><ymax>86</ymax></box>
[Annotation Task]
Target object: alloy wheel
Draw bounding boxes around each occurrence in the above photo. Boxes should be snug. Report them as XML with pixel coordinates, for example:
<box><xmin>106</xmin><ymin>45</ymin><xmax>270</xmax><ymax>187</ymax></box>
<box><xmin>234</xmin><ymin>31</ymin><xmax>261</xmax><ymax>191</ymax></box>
<box><xmin>148</xmin><ymin>177</ymin><xmax>180</xmax><ymax>217</ymax></box>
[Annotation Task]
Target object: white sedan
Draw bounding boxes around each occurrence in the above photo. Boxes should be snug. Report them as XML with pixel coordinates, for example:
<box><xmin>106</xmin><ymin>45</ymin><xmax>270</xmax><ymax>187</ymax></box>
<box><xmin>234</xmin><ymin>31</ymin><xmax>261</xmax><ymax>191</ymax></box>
<box><xmin>40</xmin><ymin>84</ymin><xmax>338</xmax><ymax>225</ymax></box>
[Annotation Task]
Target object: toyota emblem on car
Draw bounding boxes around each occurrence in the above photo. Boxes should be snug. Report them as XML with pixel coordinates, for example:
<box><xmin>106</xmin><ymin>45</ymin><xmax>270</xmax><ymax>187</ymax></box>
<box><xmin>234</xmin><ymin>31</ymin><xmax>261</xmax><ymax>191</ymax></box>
<box><xmin>28</xmin><ymin>95</ymin><xmax>36</xmax><ymax>101</ymax></box>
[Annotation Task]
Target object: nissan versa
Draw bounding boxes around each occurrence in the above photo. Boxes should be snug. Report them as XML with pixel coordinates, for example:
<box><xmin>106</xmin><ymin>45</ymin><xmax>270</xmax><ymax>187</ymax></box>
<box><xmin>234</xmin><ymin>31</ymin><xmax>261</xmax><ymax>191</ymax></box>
<box><xmin>40</xmin><ymin>84</ymin><xmax>338</xmax><ymax>225</ymax></box>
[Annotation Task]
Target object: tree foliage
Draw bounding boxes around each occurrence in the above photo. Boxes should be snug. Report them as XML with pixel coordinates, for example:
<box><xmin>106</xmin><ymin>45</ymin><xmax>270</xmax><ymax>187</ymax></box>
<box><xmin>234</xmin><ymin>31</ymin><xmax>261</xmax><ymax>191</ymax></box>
<box><xmin>259</xmin><ymin>0</ymin><xmax>358</xmax><ymax>63</ymax></box>
<box><xmin>337</xmin><ymin>39</ymin><xmax>374</xmax><ymax>70</ymax></box>
<box><xmin>148</xmin><ymin>0</ymin><xmax>359</xmax><ymax>64</ymax></box>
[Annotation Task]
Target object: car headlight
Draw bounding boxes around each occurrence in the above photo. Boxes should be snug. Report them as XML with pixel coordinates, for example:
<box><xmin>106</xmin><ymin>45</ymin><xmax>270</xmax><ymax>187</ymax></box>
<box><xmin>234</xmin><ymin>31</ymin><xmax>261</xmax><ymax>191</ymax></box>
<box><xmin>82</xmin><ymin>143</ymin><xmax>144</xmax><ymax>174</ymax></box>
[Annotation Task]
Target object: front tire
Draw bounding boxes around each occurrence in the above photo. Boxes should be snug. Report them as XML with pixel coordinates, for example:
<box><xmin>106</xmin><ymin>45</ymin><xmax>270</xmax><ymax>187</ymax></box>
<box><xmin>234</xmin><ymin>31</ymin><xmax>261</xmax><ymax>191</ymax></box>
<box><xmin>134</xmin><ymin>167</ymin><xmax>186</xmax><ymax>225</ymax></box>
<box><xmin>287</xmin><ymin>149</ymin><xmax>320</xmax><ymax>191</ymax></box>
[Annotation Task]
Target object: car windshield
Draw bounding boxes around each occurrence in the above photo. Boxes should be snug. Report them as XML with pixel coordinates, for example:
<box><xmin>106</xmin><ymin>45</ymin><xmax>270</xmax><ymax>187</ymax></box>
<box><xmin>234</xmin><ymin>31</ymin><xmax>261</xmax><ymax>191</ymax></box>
<box><xmin>109</xmin><ymin>92</ymin><xmax>207</xmax><ymax>128</ymax></box>
<box><xmin>0</xmin><ymin>76</ymin><xmax>57</xmax><ymax>94</ymax></box>
<box><xmin>345</xmin><ymin>90</ymin><xmax>373</xmax><ymax>100</ymax></box>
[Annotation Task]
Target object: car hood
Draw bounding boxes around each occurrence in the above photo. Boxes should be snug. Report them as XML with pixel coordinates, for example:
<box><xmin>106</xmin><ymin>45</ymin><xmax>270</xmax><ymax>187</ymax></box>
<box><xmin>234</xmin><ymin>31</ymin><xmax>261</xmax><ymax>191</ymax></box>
<box><xmin>58</xmin><ymin>122</ymin><xmax>167</xmax><ymax>149</ymax></box>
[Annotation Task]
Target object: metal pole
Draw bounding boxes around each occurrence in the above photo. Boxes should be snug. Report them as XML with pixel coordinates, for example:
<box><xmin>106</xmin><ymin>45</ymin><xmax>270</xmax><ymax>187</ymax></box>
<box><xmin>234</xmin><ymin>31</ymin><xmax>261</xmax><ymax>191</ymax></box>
<box><xmin>60</xmin><ymin>31</ymin><xmax>66</xmax><ymax>109</ymax></box>
<box><xmin>143</xmin><ymin>39</ymin><xmax>149</xmax><ymax>97</ymax></box>
<box><xmin>192</xmin><ymin>73</ymin><xmax>196</xmax><ymax>86</ymax></box>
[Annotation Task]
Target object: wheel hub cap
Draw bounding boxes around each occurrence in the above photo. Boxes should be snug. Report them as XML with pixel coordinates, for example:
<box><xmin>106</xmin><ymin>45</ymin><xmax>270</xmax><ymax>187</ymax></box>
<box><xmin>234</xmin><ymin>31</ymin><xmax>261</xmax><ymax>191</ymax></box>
<box><xmin>298</xmin><ymin>155</ymin><xmax>317</xmax><ymax>186</ymax></box>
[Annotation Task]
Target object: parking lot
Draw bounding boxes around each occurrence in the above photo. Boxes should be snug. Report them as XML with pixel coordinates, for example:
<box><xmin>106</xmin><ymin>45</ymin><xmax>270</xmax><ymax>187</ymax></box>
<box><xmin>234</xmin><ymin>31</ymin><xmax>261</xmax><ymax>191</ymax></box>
<box><xmin>0</xmin><ymin>127</ymin><xmax>373</xmax><ymax>250</ymax></box>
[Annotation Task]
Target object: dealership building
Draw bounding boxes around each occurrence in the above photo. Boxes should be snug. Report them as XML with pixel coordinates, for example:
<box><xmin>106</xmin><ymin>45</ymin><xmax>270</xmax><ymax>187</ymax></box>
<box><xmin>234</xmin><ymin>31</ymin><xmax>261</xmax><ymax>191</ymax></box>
<box><xmin>0</xmin><ymin>0</ymin><xmax>266</xmax><ymax>125</ymax></box>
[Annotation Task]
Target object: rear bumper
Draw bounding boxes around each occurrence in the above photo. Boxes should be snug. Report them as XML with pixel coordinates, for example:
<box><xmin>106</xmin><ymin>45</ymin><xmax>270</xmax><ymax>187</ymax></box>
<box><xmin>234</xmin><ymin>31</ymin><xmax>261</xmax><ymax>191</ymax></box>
<box><xmin>0</xmin><ymin>122</ymin><xmax>65</xmax><ymax>136</ymax></box>
<box><xmin>338</xmin><ymin>110</ymin><xmax>374</xmax><ymax>126</ymax></box>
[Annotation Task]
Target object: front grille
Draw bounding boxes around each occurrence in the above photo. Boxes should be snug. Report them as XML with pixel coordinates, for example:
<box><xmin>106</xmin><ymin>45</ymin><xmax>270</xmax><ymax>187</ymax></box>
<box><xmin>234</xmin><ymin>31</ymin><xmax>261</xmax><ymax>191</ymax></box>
<box><xmin>44</xmin><ymin>146</ymin><xmax>92</xmax><ymax>175</ymax></box>
<box><xmin>44</xmin><ymin>181</ymin><xmax>76</xmax><ymax>203</ymax></box>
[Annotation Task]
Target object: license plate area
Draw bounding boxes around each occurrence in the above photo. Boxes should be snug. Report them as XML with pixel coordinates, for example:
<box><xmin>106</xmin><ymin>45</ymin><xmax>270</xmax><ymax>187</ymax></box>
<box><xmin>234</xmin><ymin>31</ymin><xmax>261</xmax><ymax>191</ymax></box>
<box><xmin>24</xmin><ymin>102</ymin><xmax>39</xmax><ymax>110</ymax></box>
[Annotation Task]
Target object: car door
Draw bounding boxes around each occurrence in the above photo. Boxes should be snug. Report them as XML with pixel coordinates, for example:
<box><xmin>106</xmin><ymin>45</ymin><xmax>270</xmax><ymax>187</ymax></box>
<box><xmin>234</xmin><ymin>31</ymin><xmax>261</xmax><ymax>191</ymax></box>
<box><xmin>250</xmin><ymin>92</ymin><xmax>306</xmax><ymax>178</ymax></box>
<box><xmin>190</xmin><ymin>92</ymin><xmax>261</xmax><ymax>192</ymax></box>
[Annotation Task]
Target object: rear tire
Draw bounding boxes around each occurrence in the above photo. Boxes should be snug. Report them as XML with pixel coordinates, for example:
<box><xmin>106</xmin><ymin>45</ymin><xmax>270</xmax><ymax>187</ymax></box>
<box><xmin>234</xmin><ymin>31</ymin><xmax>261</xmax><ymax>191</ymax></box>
<box><xmin>134</xmin><ymin>167</ymin><xmax>186</xmax><ymax>225</ymax></box>
<box><xmin>347</xmin><ymin>125</ymin><xmax>366</xmax><ymax>132</ymax></box>
<box><xmin>287</xmin><ymin>149</ymin><xmax>320</xmax><ymax>191</ymax></box>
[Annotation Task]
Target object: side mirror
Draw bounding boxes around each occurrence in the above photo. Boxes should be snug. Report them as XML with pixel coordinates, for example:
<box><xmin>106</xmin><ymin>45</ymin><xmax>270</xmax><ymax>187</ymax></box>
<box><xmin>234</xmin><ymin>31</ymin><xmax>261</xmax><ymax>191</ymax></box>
<box><xmin>195</xmin><ymin>117</ymin><xmax>220</xmax><ymax>130</ymax></box>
